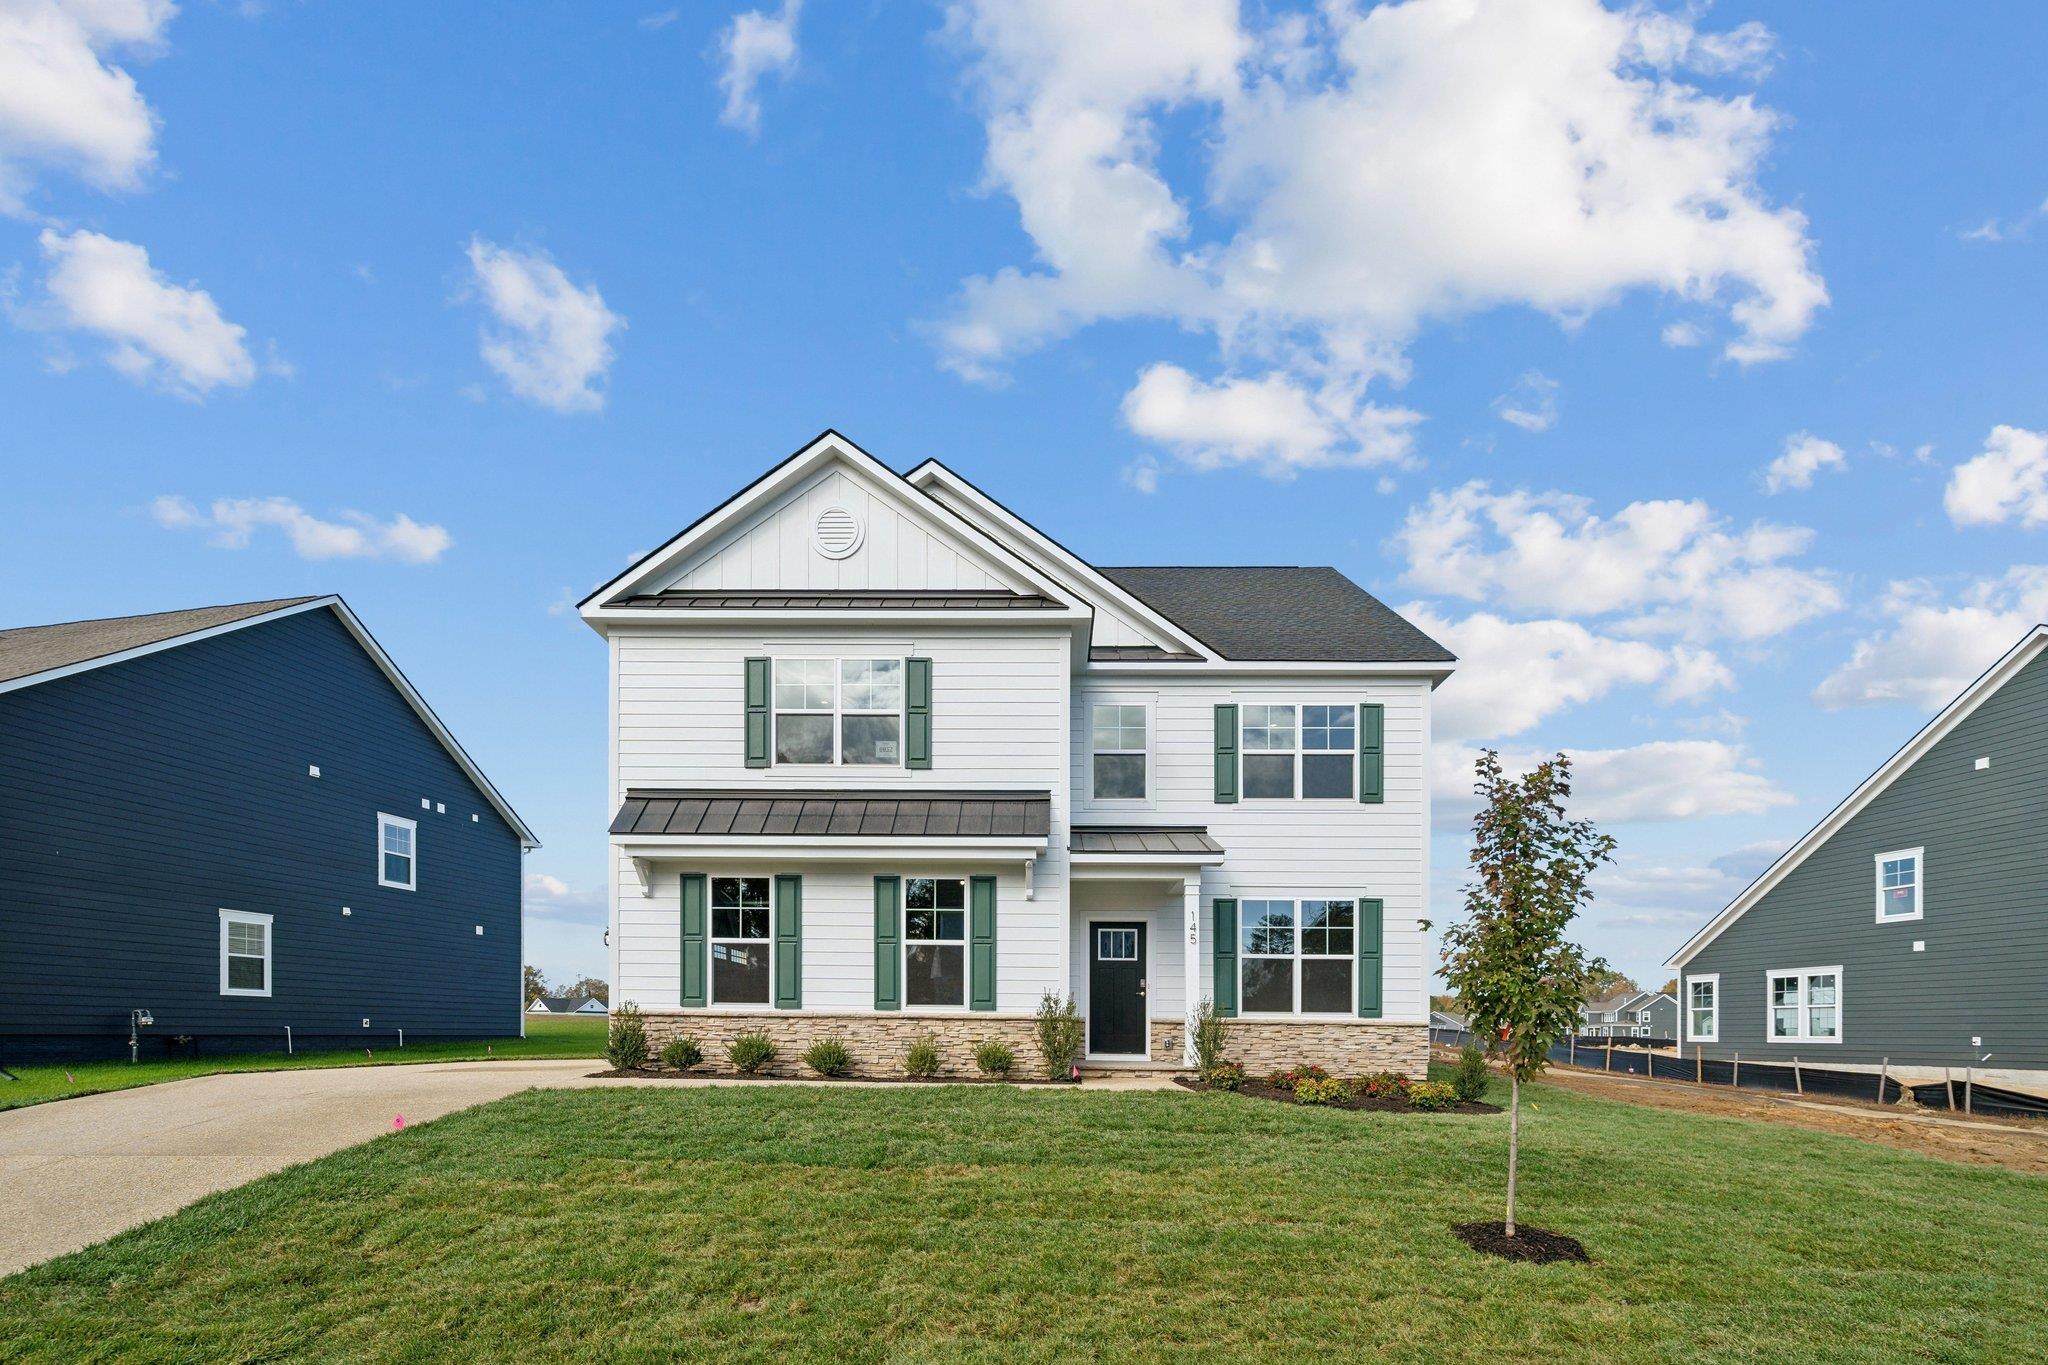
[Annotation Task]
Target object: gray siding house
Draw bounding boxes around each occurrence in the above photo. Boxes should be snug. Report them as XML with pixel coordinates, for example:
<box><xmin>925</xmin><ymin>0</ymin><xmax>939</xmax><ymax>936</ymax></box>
<box><xmin>1667</xmin><ymin>628</ymin><xmax>2048</xmax><ymax>1094</ymax></box>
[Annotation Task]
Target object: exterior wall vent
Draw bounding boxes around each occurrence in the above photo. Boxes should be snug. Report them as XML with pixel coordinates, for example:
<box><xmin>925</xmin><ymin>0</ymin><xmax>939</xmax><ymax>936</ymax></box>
<box><xmin>813</xmin><ymin>505</ymin><xmax>864</xmax><ymax>560</ymax></box>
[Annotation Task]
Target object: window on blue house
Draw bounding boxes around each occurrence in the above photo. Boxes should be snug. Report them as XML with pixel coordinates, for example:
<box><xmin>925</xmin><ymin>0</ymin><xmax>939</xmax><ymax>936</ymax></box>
<box><xmin>378</xmin><ymin>813</ymin><xmax>417</xmax><ymax>891</ymax></box>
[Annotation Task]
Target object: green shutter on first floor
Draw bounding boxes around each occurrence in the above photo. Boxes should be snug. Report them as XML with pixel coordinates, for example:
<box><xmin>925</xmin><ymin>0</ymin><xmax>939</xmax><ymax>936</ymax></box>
<box><xmin>969</xmin><ymin>874</ymin><xmax>997</xmax><ymax>1011</ymax></box>
<box><xmin>1213</xmin><ymin>704</ymin><xmax>1239</xmax><ymax>803</ymax></box>
<box><xmin>774</xmin><ymin>874</ymin><xmax>803</xmax><ymax>1009</ymax></box>
<box><xmin>1359</xmin><ymin>702</ymin><xmax>1384</xmax><ymax>803</ymax></box>
<box><xmin>743</xmin><ymin>657</ymin><xmax>771</xmax><ymax>768</ymax></box>
<box><xmin>1357</xmin><ymin>896</ymin><xmax>1383</xmax><ymax>1018</ymax></box>
<box><xmin>873</xmin><ymin>875</ymin><xmax>901</xmax><ymax>1011</ymax></box>
<box><xmin>1212</xmin><ymin>896</ymin><xmax>1238</xmax><ymax>1017</ymax></box>
<box><xmin>680</xmin><ymin>873</ymin><xmax>708</xmax><ymax>1008</ymax></box>
<box><xmin>906</xmin><ymin>657</ymin><xmax>933</xmax><ymax>770</ymax></box>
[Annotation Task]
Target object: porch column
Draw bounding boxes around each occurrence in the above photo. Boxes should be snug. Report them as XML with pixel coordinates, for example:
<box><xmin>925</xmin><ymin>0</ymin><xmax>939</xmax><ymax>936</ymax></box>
<box><xmin>1183</xmin><ymin>875</ymin><xmax>1202</xmax><ymax>1068</ymax></box>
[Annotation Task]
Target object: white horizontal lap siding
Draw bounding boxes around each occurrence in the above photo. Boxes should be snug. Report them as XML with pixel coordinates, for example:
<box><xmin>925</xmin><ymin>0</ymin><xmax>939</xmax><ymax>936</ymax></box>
<box><xmin>659</xmin><ymin>467</ymin><xmax>1016</xmax><ymax>594</ymax></box>
<box><xmin>1073</xmin><ymin>675</ymin><xmax>1432</xmax><ymax>1023</ymax></box>
<box><xmin>611</xmin><ymin>623</ymin><xmax>1071</xmax><ymax>1014</ymax></box>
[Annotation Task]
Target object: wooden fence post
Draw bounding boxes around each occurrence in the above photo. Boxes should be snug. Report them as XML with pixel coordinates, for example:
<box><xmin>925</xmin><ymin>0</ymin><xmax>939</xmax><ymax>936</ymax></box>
<box><xmin>1793</xmin><ymin>1056</ymin><xmax>1802</xmax><ymax>1095</ymax></box>
<box><xmin>1965</xmin><ymin>1066</ymin><xmax>1974</xmax><ymax>1116</ymax></box>
<box><xmin>1878</xmin><ymin>1058</ymin><xmax>1890</xmax><ymax>1104</ymax></box>
<box><xmin>1732</xmin><ymin>1052</ymin><xmax>1740</xmax><ymax>1088</ymax></box>
<box><xmin>1605</xmin><ymin>1045</ymin><xmax>1614</xmax><ymax>1072</ymax></box>
<box><xmin>1945</xmin><ymin>1066</ymin><xmax>1956</xmax><ymax>1111</ymax></box>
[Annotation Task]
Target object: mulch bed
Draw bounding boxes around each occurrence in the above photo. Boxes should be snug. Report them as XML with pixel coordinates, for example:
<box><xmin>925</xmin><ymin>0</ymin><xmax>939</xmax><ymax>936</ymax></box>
<box><xmin>1453</xmin><ymin>1221</ymin><xmax>1591</xmax><ymax>1264</ymax></box>
<box><xmin>1173</xmin><ymin>1075</ymin><xmax>1500</xmax><ymax>1114</ymax></box>
<box><xmin>591</xmin><ymin>1068</ymin><xmax>1079</xmax><ymax>1086</ymax></box>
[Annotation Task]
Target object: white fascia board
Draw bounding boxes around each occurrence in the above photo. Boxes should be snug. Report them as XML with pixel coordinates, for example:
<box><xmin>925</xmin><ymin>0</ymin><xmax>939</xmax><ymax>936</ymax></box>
<box><xmin>581</xmin><ymin>606</ymin><xmax>1093</xmax><ymax>630</ymax></box>
<box><xmin>906</xmin><ymin>460</ymin><xmax>1212</xmax><ymax>660</ymax></box>
<box><xmin>615</xmin><ymin>835</ymin><xmax>1047</xmax><ymax>862</ymax></box>
<box><xmin>1085</xmin><ymin>659</ymin><xmax>1457</xmax><ymax>680</ymax></box>
<box><xmin>578</xmin><ymin>432</ymin><xmax>1073</xmax><ymax>621</ymax></box>
<box><xmin>1071</xmin><ymin>853</ymin><xmax>1226</xmax><ymax>876</ymax></box>
<box><xmin>1666</xmin><ymin>624</ymin><xmax>2048</xmax><ymax>969</ymax></box>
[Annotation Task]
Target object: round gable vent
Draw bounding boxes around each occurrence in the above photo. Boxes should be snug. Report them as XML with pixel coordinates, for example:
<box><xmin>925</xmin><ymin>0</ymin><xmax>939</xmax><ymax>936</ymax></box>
<box><xmin>813</xmin><ymin>505</ymin><xmax>864</xmax><ymax>560</ymax></box>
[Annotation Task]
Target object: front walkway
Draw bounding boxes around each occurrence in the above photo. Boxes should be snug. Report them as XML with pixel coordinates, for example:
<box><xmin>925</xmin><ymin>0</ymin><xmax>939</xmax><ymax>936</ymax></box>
<box><xmin>0</xmin><ymin>1058</ymin><xmax>1179</xmax><ymax>1277</ymax></box>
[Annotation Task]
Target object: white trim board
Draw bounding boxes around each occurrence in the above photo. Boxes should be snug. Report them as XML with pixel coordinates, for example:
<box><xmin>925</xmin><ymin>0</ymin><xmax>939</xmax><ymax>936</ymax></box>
<box><xmin>0</xmin><ymin>596</ymin><xmax>539</xmax><ymax>848</ymax></box>
<box><xmin>1665</xmin><ymin>624</ymin><xmax>2048</xmax><ymax>969</ymax></box>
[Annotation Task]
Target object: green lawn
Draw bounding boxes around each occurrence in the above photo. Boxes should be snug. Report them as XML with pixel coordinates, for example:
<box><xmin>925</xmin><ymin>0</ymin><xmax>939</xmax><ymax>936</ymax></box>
<box><xmin>4</xmin><ymin>1074</ymin><xmax>2044</xmax><ymax>1362</ymax></box>
<box><xmin>0</xmin><ymin>1014</ymin><xmax>606</xmax><ymax>1113</ymax></box>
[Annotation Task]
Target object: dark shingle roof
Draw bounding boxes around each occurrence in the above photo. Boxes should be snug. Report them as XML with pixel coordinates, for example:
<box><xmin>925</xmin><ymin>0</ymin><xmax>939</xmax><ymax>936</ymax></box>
<box><xmin>0</xmin><ymin>598</ymin><xmax>323</xmax><ymax>686</ymax></box>
<box><xmin>1098</xmin><ymin>567</ymin><xmax>1453</xmax><ymax>664</ymax></box>
<box><xmin>612</xmin><ymin>789</ymin><xmax>1051</xmax><ymax>839</ymax></box>
<box><xmin>531</xmin><ymin>995</ymin><xmax>602</xmax><ymax>1013</ymax></box>
<box><xmin>1070</xmin><ymin>825</ymin><xmax>1223</xmax><ymax>856</ymax></box>
<box><xmin>606</xmin><ymin>590</ymin><xmax>1061</xmax><ymax>611</ymax></box>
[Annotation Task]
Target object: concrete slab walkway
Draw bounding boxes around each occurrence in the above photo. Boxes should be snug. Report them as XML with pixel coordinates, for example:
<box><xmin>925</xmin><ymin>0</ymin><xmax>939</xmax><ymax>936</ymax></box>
<box><xmin>1</xmin><ymin>1059</ymin><xmax>1179</xmax><ymax>1277</ymax></box>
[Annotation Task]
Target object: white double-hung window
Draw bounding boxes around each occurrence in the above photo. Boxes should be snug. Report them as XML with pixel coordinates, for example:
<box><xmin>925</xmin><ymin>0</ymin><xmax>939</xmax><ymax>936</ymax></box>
<box><xmin>1240</xmin><ymin>898</ymin><xmax>1355</xmax><ymax>1015</ymax></box>
<box><xmin>1766</xmin><ymin>967</ymin><xmax>1840</xmax><ymax>1043</ymax></box>
<box><xmin>378</xmin><ymin>813</ymin><xmax>416</xmax><ymax>890</ymax></box>
<box><xmin>710</xmin><ymin>876</ymin><xmax>772</xmax><ymax>1006</ymax></box>
<box><xmin>1242</xmin><ymin>705</ymin><xmax>1355</xmax><ymax>799</ymax></box>
<box><xmin>1875</xmin><ymin>847</ymin><xmax>1923</xmax><ymax>922</ymax></box>
<box><xmin>1090</xmin><ymin>703</ymin><xmax>1148</xmax><ymax>800</ymax></box>
<box><xmin>219</xmin><ymin>909</ymin><xmax>273</xmax><ymax>997</ymax></box>
<box><xmin>1686</xmin><ymin>974</ymin><xmax>1718</xmax><ymax>1042</ymax></box>
<box><xmin>774</xmin><ymin>658</ymin><xmax>903</xmax><ymax>765</ymax></box>
<box><xmin>903</xmin><ymin>877</ymin><xmax>967</xmax><ymax>1008</ymax></box>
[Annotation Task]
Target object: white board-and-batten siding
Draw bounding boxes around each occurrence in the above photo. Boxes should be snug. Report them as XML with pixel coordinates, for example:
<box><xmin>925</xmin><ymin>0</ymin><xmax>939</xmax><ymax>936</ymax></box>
<box><xmin>610</xmin><ymin>624</ymin><xmax>1070</xmax><ymax>1013</ymax></box>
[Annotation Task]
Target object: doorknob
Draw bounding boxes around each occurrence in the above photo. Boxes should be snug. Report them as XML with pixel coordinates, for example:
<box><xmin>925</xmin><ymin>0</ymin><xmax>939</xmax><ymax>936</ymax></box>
<box><xmin>1138</xmin><ymin>979</ymin><xmax>1147</xmax><ymax>996</ymax></box>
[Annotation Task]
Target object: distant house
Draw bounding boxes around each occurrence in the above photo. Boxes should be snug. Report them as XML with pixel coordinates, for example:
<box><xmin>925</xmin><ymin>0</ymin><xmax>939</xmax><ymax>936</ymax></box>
<box><xmin>0</xmin><ymin>597</ymin><xmax>538</xmax><ymax>1062</ymax></box>
<box><xmin>1579</xmin><ymin>990</ymin><xmax>1677</xmax><ymax>1039</ymax></box>
<box><xmin>528</xmin><ymin>995</ymin><xmax>608</xmax><ymax>1016</ymax></box>
<box><xmin>1668</xmin><ymin>627</ymin><xmax>2048</xmax><ymax>1097</ymax></box>
<box><xmin>1429</xmin><ymin>1009</ymin><xmax>1469</xmax><ymax>1034</ymax></box>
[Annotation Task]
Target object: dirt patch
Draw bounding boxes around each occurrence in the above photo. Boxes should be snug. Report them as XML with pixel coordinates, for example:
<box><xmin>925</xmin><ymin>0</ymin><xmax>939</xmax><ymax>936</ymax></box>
<box><xmin>1174</xmin><ymin>1075</ymin><xmax>1500</xmax><ymax>1114</ymax></box>
<box><xmin>1538</xmin><ymin>1066</ymin><xmax>2048</xmax><ymax>1176</ymax></box>
<box><xmin>1453</xmin><ymin>1220</ymin><xmax>1590</xmax><ymax>1264</ymax></box>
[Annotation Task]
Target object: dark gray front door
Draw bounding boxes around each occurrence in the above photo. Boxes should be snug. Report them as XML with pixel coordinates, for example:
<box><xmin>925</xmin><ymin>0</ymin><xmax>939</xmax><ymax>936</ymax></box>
<box><xmin>1088</xmin><ymin>922</ymin><xmax>1147</xmax><ymax>1056</ymax></box>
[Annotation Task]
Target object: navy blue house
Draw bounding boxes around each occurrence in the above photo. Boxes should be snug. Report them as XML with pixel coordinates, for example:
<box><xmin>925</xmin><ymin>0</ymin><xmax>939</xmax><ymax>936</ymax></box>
<box><xmin>0</xmin><ymin>597</ymin><xmax>538</xmax><ymax>1063</ymax></box>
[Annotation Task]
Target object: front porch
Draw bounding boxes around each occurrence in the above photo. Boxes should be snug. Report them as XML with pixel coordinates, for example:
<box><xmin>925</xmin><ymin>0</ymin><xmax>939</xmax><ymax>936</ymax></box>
<box><xmin>1068</xmin><ymin>826</ymin><xmax>1221</xmax><ymax>1069</ymax></box>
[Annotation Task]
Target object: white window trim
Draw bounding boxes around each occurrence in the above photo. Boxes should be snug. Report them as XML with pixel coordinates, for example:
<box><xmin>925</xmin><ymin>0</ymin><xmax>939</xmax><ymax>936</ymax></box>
<box><xmin>1238</xmin><ymin>703</ymin><xmax>1358</xmax><ymax>802</ymax></box>
<box><xmin>708</xmin><ymin>873</ymin><xmax>776</xmax><ymax>1010</ymax></box>
<box><xmin>1873</xmin><ymin>846</ymin><xmax>1924</xmax><ymax>923</ymax></box>
<box><xmin>772</xmin><ymin>657</ymin><xmax>907</xmax><ymax>768</ymax></box>
<box><xmin>1086</xmin><ymin>697</ymin><xmax>1153</xmax><ymax>805</ymax></box>
<box><xmin>377</xmin><ymin>813</ymin><xmax>417</xmax><ymax>891</ymax></box>
<box><xmin>1685</xmin><ymin>973</ymin><xmax>1719</xmax><ymax>1043</ymax></box>
<box><xmin>1763</xmin><ymin>965</ymin><xmax>1843</xmax><ymax>1044</ymax></box>
<box><xmin>903</xmin><ymin>875</ymin><xmax>970</xmax><ymax>1012</ymax></box>
<box><xmin>219</xmin><ymin>908</ymin><xmax>274</xmax><ymax>999</ymax></box>
<box><xmin>1237</xmin><ymin>896</ymin><xmax>1358</xmax><ymax>1019</ymax></box>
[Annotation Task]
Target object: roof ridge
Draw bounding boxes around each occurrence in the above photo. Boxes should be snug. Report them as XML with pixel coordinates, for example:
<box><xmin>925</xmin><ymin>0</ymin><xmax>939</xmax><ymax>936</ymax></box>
<box><xmin>0</xmin><ymin>595</ymin><xmax>323</xmax><ymax>637</ymax></box>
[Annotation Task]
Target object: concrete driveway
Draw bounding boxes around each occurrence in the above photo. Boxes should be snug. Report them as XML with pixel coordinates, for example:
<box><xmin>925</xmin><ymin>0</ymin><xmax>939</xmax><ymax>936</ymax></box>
<box><xmin>0</xmin><ymin>1058</ymin><xmax>601</xmax><ymax>1278</ymax></box>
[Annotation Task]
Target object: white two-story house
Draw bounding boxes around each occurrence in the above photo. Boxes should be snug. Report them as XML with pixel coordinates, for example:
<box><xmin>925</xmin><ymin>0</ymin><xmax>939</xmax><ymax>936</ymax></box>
<box><xmin>579</xmin><ymin>432</ymin><xmax>1455</xmax><ymax>1075</ymax></box>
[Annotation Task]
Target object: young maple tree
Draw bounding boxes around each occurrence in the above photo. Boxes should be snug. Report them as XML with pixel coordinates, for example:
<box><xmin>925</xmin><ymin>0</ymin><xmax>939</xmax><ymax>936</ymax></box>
<box><xmin>1440</xmin><ymin>750</ymin><xmax>1614</xmax><ymax>1237</ymax></box>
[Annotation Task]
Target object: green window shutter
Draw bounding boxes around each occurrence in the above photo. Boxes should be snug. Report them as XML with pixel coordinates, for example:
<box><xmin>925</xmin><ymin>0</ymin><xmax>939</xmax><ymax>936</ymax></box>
<box><xmin>743</xmin><ymin>657</ymin><xmax>771</xmax><ymax>769</ymax></box>
<box><xmin>774</xmin><ymin>874</ymin><xmax>803</xmax><ymax>1010</ymax></box>
<box><xmin>1359</xmin><ymin>702</ymin><xmax>1384</xmax><ymax>804</ymax></box>
<box><xmin>1213</xmin><ymin>704</ymin><xmax>1239</xmax><ymax>804</ymax></box>
<box><xmin>1357</xmin><ymin>897</ymin><xmax>1383</xmax><ymax>1018</ymax></box>
<box><xmin>680</xmin><ymin>873</ymin><xmax>708</xmax><ymax>1008</ymax></box>
<box><xmin>1212</xmin><ymin>896</ymin><xmax>1237</xmax><ymax>1017</ymax></box>
<box><xmin>873</xmin><ymin>875</ymin><xmax>901</xmax><ymax>1011</ymax></box>
<box><xmin>969</xmin><ymin>875</ymin><xmax>997</xmax><ymax>1011</ymax></box>
<box><xmin>905</xmin><ymin>657</ymin><xmax>933</xmax><ymax>770</ymax></box>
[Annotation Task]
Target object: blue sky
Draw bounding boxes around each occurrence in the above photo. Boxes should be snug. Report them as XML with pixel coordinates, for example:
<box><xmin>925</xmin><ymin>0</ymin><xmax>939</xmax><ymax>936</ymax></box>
<box><xmin>3</xmin><ymin>1</ymin><xmax>2044</xmax><ymax>992</ymax></box>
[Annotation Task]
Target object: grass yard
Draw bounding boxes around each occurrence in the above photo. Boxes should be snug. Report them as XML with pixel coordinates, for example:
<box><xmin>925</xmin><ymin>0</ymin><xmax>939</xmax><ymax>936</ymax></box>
<box><xmin>3</xmin><ymin>1075</ymin><xmax>2044</xmax><ymax>1362</ymax></box>
<box><xmin>0</xmin><ymin>1014</ymin><xmax>606</xmax><ymax>1113</ymax></box>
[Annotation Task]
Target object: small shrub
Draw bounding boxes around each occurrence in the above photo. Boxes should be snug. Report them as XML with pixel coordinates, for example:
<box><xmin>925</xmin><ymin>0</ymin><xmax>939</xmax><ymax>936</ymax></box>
<box><xmin>1451</xmin><ymin>1044</ymin><xmax>1491</xmax><ymax>1103</ymax></box>
<box><xmin>1355</xmin><ymin>1070</ymin><xmax>1412</xmax><ymax>1101</ymax></box>
<box><xmin>1270</xmin><ymin>1063</ymin><xmax>1331</xmax><ymax>1093</ymax></box>
<box><xmin>973</xmin><ymin>1039</ymin><xmax>1015</xmax><ymax>1078</ymax></box>
<box><xmin>659</xmin><ymin>1035</ymin><xmax>703</xmax><ymax>1071</ymax></box>
<box><xmin>1191</xmin><ymin>997</ymin><xmax>1229</xmax><ymax>1073</ymax></box>
<box><xmin>903</xmin><ymin>1034</ymin><xmax>943</xmax><ymax>1079</ymax></box>
<box><xmin>726</xmin><ymin>1030</ymin><xmax>777</xmax><ymax>1074</ymax></box>
<box><xmin>1034</xmin><ymin>992</ymin><xmax>1084</xmax><ymax>1080</ymax></box>
<box><xmin>1200</xmin><ymin>1060</ymin><xmax>1246</xmax><ymax>1091</ymax></box>
<box><xmin>606</xmin><ymin>1002</ymin><xmax>649</xmax><ymax>1070</ymax></box>
<box><xmin>1293</xmin><ymin>1075</ymin><xmax>1348</xmax><ymax>1105</ymax></box>
<box><xmin>1408</xmin><ymin>1080</ymin><xmax>1459</xmax><ymax>1111</ymax></box>
<box><xmin>802</xmin><ymin>1037</ymin><xmax>852</xmax><ymax>1077</ymax></box>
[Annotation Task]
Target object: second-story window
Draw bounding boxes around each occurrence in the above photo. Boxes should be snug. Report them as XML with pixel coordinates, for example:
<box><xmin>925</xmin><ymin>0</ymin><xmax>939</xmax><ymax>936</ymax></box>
<box><xmin>774</xmin><ymin>658</ymin><xmax>903</xmax><ymax>766</ymax></box>
<box><xmin>1243</xmin><ymin>704</ymin><xmax>1356</xmax><ymax>800</ymax></box>
<box><xmin>1090</xmin><ymin>703</ymin><xmax>1147</xmax><ymax>800</ymax></box>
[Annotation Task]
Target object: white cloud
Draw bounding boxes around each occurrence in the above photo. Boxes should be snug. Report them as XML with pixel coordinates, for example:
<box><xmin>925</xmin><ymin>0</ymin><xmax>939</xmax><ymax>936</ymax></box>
<box><xmin>640</xmin><ymin>8</ymin><xmax>679</xmax><ymax>32</ymax></box>
<box><xmin>1814</xmin><ymin>568</ymin><xmax>2048</xmax><ymax>710</ymax></box>
<box><xmin>20</xmin><ymin>228</ymin><xmax>257</xmax><ymax>396</ymax></box>
<box><xmin>1405</xmin><ymin>605</ymin><xmax>1728</xmax><ymax>744</ymax></box>
<box><xmin>0</xmin><ymin>0</ymin><xmax>173</xmax><ymax>213</ymax></box>
<box><xmin>1944</xmin><ymin>425</ymin><xmax>2048</xmax><ymax>528</ymax></box>
<box><xmin>1958</xmin><ymin>196</ymin><xmax>2046</xmax><ymax>244</ymax></box>
<box><xmin>1121</xmin><ymin>453</ymin><xmax>1161</xmax><ymax>494</ymax></box>
<box><xmin>1394</xmin><ymin>481</ymin><xmax>1842</xmax><ymax>641</ymax></box>
<box><xmin>464</xmin><ymin>238</ymin><xmax>623</xmax><ymax>414</ymax></box>
<box><xmin>717</xmin><ymin>0</ymin><xmax>800</xmax><ymax>136</ymax></box>
<box><xmin>1492</xmin><ymin>371</ymin><xmax>1558</xmax><ymax>433</ymax></box>
<box><xmin>526</xmin><ymin>872</ymin><xmax>605</xmax><ymax>918</ymax></box>
<box><xmin>1436</xmin><ymin>739</ymin><xmax>1791</xmax><ymax>828</ymax></box>
<box><xmin>1761</xmin><ymin>430</ymin><xmax>1846</xmax><ymax>494</ymax></box>
<box><xmin>1659</xmin><ymin>320</ymin><xmax>1705</xmax><ymax>347</ymax></box>
<box><xmin>1119</xmin><ymin>362</ymin><xmax>1419</xmax><ymax>476</ymax></box>
<box><xmin>939</xmin><ymin>0</ymin><xmax>1823</xmax><ymax>471</ymax></box>
<box><xmin>152</xmin><ymin>495</ymin><xmax>452</xmax><ymax>563</ymax></box>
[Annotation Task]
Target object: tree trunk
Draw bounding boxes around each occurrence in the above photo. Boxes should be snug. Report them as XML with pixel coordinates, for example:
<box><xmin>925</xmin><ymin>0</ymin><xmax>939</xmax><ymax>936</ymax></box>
<box><xmin>1506</xmin><ymin>1071</ymin><xmax>1520</xmax><ymax>1237</ymax></box>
